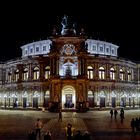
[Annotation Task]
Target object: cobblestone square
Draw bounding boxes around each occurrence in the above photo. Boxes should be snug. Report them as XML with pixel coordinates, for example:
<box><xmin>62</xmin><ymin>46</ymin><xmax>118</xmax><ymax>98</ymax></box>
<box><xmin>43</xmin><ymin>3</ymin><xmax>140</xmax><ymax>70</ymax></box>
<box><xmin>0</xmin><ymin>109</ymin><xmax>140</xmax><ymax>140</ymax></box>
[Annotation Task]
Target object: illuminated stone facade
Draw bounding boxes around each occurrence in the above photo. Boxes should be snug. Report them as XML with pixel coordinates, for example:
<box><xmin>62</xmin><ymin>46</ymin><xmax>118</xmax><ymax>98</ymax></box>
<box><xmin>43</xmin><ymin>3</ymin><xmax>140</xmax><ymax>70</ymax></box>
<box><xmin>0</xmin><ymin>16</ymin><xmax>140</xmax><ymax>111</ymax></box>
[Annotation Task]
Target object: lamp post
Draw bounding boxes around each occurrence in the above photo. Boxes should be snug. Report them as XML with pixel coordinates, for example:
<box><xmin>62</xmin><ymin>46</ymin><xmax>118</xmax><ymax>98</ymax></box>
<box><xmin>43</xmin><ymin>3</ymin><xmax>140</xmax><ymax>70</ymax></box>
<box><xmin>0</xmin><ymin>94</ymin><xmax>1</xmax><ymax>107</ymax></box>
<box><xmin>11</xmin><ymin>94</ymin><xmax>17</xmax><ymax>108</ymax></box>
<box><xmin>4</xmin><ymin>94</ymin><xmax>7</xmax><ymax>108</ymax></box>
<box><xmin>132</xmin><ymin>94</ymin><xmax>135</xmax><ymax>108</ymax></box>
<box><xmin>128</xmin><ymin>95</ymin><xmax>131</xmax><ymax>107</ymax></box>
<box><xmin>8</xmin><ymin>95</ymin><xmax>11</xmax><ymax>107</ymax></box>
<box><xmin>138</xmin><ymin>94</ymin><xmax>140</xmax><ymax>107</ymax></box>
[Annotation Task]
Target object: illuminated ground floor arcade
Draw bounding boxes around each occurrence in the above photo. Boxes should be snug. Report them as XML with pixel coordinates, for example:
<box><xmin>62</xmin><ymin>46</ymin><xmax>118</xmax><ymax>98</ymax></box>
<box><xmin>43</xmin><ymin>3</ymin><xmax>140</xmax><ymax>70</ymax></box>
<box><xmin>0</xmin><ymin>85</ymin><xmax>140</xmax><ymax>110</ymax></box>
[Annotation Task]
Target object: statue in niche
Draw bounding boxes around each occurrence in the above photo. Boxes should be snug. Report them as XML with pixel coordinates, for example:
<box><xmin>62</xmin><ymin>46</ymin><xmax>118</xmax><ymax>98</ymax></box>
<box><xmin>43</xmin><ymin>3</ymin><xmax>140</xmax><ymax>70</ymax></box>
<box><xmin>65</xmin><ymin>65</ymin><xmax>72</xmax><ymax>77</ymax></box>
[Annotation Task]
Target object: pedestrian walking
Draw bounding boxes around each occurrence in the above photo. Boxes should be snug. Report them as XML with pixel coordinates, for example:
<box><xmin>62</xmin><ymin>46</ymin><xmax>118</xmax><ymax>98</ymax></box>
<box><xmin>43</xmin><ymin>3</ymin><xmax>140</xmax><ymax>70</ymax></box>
<box><xmin>44</xmin><ymin>130</ymin><xmax>52</xmax><ymax>140</ymax></box>
<box><xmin>131</xmin><ymin>118</ymin><xmax>135</xmax><ymax>134</ymax></box>
<box><xmin>82</xmin><ymin>130</ymin><xmax>91</xmax><ymax>140</ymax></box>
<box><xmin>135</xmin><ymin>117</ymin><xmax>139</xmax><ymax>132</ymax></box>
<box><xmin>34</xmin><ymin>118</ymin><xmax>43</xmax><ymax>139</ymax></box>
<box><xmin>58</xmin><ymin>109</ymin><xmax>62</xmax><ymax>122</ymax></box>
<box><xmin>110</xmin><ymin>108</ymin><xmax>113</xmax><ymax>119</ymax></box>
<box><xmin>66</xmin><ymin>123</ymin><xmax>74</xmax><ymax>140</ymax></box>
<box><xmin>120</xmin><ymin>108</ymin><xmax>124</xmax><ymax>115</ymax></box>
<box><xmin>114</xmin><ymin>108</ymin><xmax>118</xmax><ymax>119</ymax></box>
<box><xmin>74</xmin><ymin>130</ymin><xmax>82</xmax><ymax>140</ymax></box>
<box><xmin>27</xmin><ymin>129</ymin><xmax>36</xmax><ymax>140</ymax></box>
<box><xmin>120</xmin><ymin>109</ymin><xmax>124</xmax><ymax>124</ymax></box>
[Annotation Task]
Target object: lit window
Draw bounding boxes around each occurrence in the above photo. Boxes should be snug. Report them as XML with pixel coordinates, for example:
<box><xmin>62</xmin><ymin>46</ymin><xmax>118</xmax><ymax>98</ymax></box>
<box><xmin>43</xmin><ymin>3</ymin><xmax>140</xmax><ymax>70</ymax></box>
<box><xmin>100</xmin><ymin>47</ymin><xmax>103</xmax><ymax>52</ymax></box>
<box><xmin>8</xmin><ymin>71</ymin><xmax>12</xmax><ymax>82</ymax></box>
<box><xmin>45</xmin><ymin>66</ymin><xmax>50</xmax><ymax>79</ymax></box>
<box><xmin>119</xmin><ymin>68</ymin><xmax>124</xmax><ymax>81</ymax></box>
<box><xmin>110</xmin><ymin>67</ymin><xmax>115</xmax><ymax>80</ymax></box>
<box><xmin>92</xmin><ymin>45</ymin><xmax>96</xmax><ymax>51</ymax></box>
<box><xmin>127</xmin><ymin>70</ymin><xmax>131</xmax><ymax>81</ymax></box>
<box><xmin>33</xmin><ymin>67</ymin><xmax>39</xmax><ymax>80</ymax></box>
<box><xmin>43</xmin><ymin>46</ymin><xmax>46</xmax><ymax>51</ymax></box>
<box><xmin>25</xmin><ymin>50</ymin><xmax>28</xmax><ymax>54</ymax></box>
<box><xmin>15</xmin><ymin>69</ymin><xmax>19</xmax><ymax>82</ymax></box>
<box><xmin>87</xmin><ymin>66</ymin><xmax>93</xmax><ymax>79</ymax></box>
<box><xmin>23</xmin><ymin>68</ymin><xmax>29</xmax><ymax>81</ymax></box>
<box><xmin>106</xmin><ymin>48</ymin><xmax>109</xmax><ymax>53</ymax></box>
<box><xmin>30</xmin><ymin>48</ymin><xmax>33</xmax><ymax>53</ymax></box>
<box><xmin>36</xmin><ymin>47</ymin><xmax>39</xmax><ymax>52</ymax></box>
<box><xmin>112</xmin><ymin>49</ymin><xmax>114</xmax><ymax>54</ymax></box>
<box><xmin>99</xmin><ymin>67</ymin><xmax>105</xmax><ymax>79</ymax></box>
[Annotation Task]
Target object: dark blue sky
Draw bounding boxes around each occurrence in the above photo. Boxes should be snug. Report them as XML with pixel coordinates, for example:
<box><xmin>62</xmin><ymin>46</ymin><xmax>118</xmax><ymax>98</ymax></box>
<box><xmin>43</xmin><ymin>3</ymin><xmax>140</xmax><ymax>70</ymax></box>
<box><xmin>0</xmin><ymin>1</ymin><xmax>140</xmax><ymax>62</ymax></box>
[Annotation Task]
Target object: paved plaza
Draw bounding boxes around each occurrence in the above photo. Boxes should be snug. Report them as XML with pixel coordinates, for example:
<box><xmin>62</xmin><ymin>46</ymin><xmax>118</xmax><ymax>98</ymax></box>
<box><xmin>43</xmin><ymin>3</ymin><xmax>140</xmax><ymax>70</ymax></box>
<box><xmin>0</xmin><ymin>109</ymin><xmax>140</xmax><ymax>140</ymax></box>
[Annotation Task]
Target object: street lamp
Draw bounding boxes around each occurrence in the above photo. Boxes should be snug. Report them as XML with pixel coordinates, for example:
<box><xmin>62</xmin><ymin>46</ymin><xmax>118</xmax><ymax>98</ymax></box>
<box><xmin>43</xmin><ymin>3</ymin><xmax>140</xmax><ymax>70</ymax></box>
<box><xmin>0</xmin><ymin>94</ymin><xmax>1</xmax><ymax>106</ymax></box>
<box><xmin>132</xmin><ymin>94</ymin><xmax>136</xmax><ymax>108</ymax></box>
<box><xmin>4</xmin><ymin>94</ymin><xmax>7</xmax><ymax>108</ymax></box>
<box><xmin>138</xmin><ymin>94</ymin><xmax>140</xmax><ymax>107</ymax></box>
<box><xmin>11</xmin><ymin>94</ymin><xmax>17</xmax><ymax>108</ymax></box>
<box><xmin>8</xmin><ymin>95</ymin><xmax>11</xmax><ymax>107</ymax></box>
<box><xmin>128</xmin><ymin>95</ymin><xmax>131</xmax><ymax>107</ymax></box>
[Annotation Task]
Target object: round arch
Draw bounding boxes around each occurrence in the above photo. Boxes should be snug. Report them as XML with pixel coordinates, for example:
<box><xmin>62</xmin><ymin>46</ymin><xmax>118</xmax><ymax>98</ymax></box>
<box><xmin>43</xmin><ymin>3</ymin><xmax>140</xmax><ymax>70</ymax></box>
<box><xmin>61</xmin><ymin>85</ymin><xmax>76</xmax><ymax>109</ymax></box>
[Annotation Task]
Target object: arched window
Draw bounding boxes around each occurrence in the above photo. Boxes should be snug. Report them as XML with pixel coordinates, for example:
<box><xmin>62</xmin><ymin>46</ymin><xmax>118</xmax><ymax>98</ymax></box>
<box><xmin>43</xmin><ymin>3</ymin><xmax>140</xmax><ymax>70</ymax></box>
<box><xmin>45</xmin><ymin>66</ymin><xmax>50</xmax><ymax>79</ymax></box>
<box><xmin>110</xmin><ymin>67</ymin><xmax>115</xmax><ymax>80</ymax></box>
<box><xmin>87</xmin><ymin>66</ymin><xmax>93</xmax><ymax>79</ymax></box>
<box><xmin>127</xmin><ymin>69</ymin><xmax>131</xmax><ymax>81</ymax></box>
<box><xmin>23</xmin><ymin>68</ymin><xmax>29</xmax><ymax>81</ymax></box>
<box><xmin>8</xmin><ymin>71</ymin><xmax>12</xmax><ymax>82</ymax></box>
<box><xmin>119</xmin><ymin>68</ymin><xmax>124</xmax><ymax>81</ymax></box>
<box><xmin>33</xmin><ymin>67</ymin><xmax>39</xmax><ymax>80</ymax></box>
<box><xmin>15</xmin><ymin>69</ymin><xmax>19</xmax><ymax>82</ymax></box>
<box><xmin>99</xmin><ymin>67</ymin><xmax>105</xmax><ymax>79</ymax></box>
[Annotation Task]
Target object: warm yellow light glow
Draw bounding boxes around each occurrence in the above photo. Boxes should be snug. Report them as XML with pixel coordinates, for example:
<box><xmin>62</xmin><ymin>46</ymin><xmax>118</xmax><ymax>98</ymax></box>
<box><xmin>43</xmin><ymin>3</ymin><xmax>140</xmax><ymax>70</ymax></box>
<box><xmin>61</xmin><ymin>86</ymin><xmax>76</xmax><ymax>108</ymax></box>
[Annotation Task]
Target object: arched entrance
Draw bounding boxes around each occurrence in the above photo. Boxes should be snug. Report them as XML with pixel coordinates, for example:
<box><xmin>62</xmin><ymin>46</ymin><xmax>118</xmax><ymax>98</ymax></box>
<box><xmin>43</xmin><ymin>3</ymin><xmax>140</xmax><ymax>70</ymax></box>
<box><xmin>62</xmin><ymin>85</ymin><xmax>76</xmax><ymax>109</ymax></box>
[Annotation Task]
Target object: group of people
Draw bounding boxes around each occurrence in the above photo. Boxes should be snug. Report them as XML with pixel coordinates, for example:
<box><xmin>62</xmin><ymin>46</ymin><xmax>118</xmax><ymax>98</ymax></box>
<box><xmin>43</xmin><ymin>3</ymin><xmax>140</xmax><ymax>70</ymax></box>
<box><xmin>110</xmin><ymin>108</ymin><xmax>118</xmax><ymax>119</ymax></box>
<box><xmin>131</xmin><ymin>117</ymin><xmax>140</xmax><ymax>134</ymax></box>
<box><xmin>110</xmin><ymin>108</ymin><xmax>125</xmax><ymax>123</ymax></box>
<box><xmin>28</xmin><ymin>118</ymin><xmax>52</xmax><ymax>140</ymax></box>
<box><xmin>66</xmin><ymin>123</ymin><xmax>91</xmax><ymax>140</ymax></box>
<box><xmin>28</xmin><ymin>117</ymin><xmax>90</xmax><ymax>140</ymax></box>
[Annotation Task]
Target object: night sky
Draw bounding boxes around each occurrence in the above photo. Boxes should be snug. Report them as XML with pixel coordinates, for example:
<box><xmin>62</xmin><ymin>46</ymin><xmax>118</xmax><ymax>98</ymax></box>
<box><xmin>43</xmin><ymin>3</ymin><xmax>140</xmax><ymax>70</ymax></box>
<box><xmin>0</xmin><ymin>1</ymin><xmax>140</xmax><ymax>62</ymax></box>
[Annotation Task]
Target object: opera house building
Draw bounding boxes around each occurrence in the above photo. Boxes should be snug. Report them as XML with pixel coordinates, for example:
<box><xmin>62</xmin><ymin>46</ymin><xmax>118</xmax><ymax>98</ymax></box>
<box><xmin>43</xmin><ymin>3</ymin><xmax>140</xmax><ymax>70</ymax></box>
<box><xmin>0</xmin><ymin>15</ymin><xmax>140</xmax><ymax>112</ymax></box>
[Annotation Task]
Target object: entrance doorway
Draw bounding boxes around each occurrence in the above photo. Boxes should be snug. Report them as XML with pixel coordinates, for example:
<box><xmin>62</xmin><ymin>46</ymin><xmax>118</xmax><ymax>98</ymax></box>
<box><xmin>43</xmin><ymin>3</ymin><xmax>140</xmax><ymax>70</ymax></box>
<box><xmin>62</xmin><ymin>85</ymin><xmax>76</xmax><ymax>109</ymax></box>
<box><xmin>100</xmin><ymin>97</ymin><xmax>105</xmax><ymax>107</ymax></box>
<box><xmin>112</xmin><ymin>97</ymin><xmax>116</xmax><ymax>107</ymax></box>
<box><xmin>23</xmin><ymin>97</ymin><xmax>27</xmax><ymax>108</ymax></box>
<box><xmin>33</xmin><ymin>97</ymin><xmax>38</xmax><ymax>108</ymax></box>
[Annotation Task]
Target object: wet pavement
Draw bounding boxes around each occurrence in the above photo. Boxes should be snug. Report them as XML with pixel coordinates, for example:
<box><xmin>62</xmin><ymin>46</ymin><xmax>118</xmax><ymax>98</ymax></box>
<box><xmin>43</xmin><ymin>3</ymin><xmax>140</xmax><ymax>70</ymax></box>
<box><xmin>0</xmin><ymin>109</ymin><xmax>140</xmax><ymax>140</ymax></box>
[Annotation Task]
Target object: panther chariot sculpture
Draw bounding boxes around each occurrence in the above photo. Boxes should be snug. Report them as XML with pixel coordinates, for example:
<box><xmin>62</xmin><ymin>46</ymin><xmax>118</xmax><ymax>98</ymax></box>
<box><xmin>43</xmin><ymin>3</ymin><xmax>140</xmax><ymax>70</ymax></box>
<box><xmin>61</xmin><ymin>15</ymin><xmax>76</xmax><ymax>36</ymax></box>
